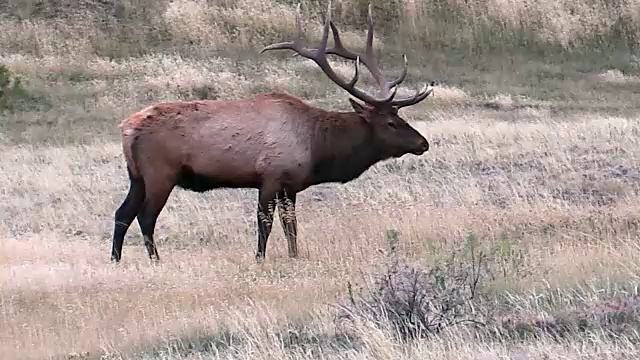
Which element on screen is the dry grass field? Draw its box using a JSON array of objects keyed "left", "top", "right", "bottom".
[{"left": 1, "top": 0, "right": 640, "bottom": 359}]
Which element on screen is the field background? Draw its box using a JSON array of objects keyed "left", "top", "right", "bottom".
[{"left": 1, "top": 0, "right": 640, "bottom": 359}]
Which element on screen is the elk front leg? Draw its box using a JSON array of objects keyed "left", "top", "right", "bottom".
[
  {"left": 256, "top": 186, "right": 277, "bottom": 261},
  {"left": 277, "top": 190, "right": 298, "bottom": 258},
  {"left": 136, "top": 178, "right": 174, "bottom": 262}
]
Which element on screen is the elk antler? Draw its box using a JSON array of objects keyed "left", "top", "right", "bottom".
[{"left": 260, "top": 1, "right": 433, "bottom": 108}]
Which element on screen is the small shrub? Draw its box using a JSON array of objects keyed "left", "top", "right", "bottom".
[
  {"left": 336, "top": 230, "right": 488, "bottom": 341},
  {"left": 191, "top": 85, "right": 220, "bottom": 100},
  {"left": 176, "top": 84, "right": 220, "bottom": 101},
  {"left": 0, "top": 64, "right": 28, "bottom": 112}
]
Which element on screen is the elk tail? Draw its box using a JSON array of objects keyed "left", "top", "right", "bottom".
[{"left": 121, "top": 129, "right": 142, "bottom": 180}]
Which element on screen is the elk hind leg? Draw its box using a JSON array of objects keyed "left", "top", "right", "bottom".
[
  {"left": 111, "top": 169, "right": 145, "bottom": 262},
  {"left": 277, "top": 190, "right": 298, "bottom": 258},
  {"left": 256, "top": 185, "right": 278, "bottom": 261},
  {"left": 136, "top": 178, "right": 175, "bottom": 262}
]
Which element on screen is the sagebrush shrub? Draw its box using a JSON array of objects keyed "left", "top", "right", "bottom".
[
  {"left": 336, "top": 230, "right": 488, "bottom": 340},
  {"left": 0, "top": 64, "right": 27, "bottom": 112}
]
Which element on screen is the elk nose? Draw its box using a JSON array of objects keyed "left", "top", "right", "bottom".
[
  {"left": 417, "top": 139, "right": 429, "bottom": 154},
  {"left": 412, "top": 139, "right": 429, "bottom": 155},
  {"left": 422, "top": 139, "right": 430, "bottom": 152}
]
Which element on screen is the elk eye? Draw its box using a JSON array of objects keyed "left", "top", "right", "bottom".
[{"left": 387, "top": 121, "right": 397, "bottom": 129}]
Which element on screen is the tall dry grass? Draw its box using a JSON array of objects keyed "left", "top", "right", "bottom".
[
  {"left": 0, "top": 0, "right": 639, "bottom": 59},
  {"left": 398, "top": 0, "right": 640, "bottom": 50},
  {"left": 3, "top": 113, "right": 640, "bottom": 359}
]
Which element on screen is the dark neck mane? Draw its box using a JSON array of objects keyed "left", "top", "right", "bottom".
[{"left": 310, "top": 111, "right": 386, "bottom": 185}]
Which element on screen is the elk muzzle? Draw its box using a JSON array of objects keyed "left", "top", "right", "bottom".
[{"left": 411, "top": 138, "right": 429, "bottom": 155}]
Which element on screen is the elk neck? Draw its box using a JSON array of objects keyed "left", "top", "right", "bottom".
[{"left": 309, "top": 110, "right": 386, "bottom": 185}]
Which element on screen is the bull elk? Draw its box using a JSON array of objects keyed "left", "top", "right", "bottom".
[{"left": 110, "top": 1, "right": 433, "bottom": 263}]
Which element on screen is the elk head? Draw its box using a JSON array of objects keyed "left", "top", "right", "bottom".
[{"left": 260, "top": 0, "right": 433, "bottom": 158}]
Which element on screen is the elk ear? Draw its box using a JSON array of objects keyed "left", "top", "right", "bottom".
[{"left": 348, "top": 98, "right": 371, "bottom": 119}]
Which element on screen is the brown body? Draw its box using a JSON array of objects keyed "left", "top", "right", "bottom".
[
  {"left": 122, "top": 93, "right": 397, "bottom": 192},
  {"left": 111, "top": 1, "right": 434, "bottom": 262}
]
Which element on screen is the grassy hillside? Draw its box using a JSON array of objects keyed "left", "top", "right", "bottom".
[
  {"left": 1, "top": 1, "right": 640, "bottom": 359},
  {"left": 2, "top": 0, "right": 639, "bottom": 54}
]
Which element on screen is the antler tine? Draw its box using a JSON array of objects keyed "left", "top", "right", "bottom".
[
  {"left": 260, "top": 1, "right": 398, "bottom": 105},
  {"left": 312, "top": 0, "right": 396, "bottom": 104},
  {"left": 364, "top": 4, "right": 409, "bottom": 93},
  {"left": 389, "top": 54, "right": 408, "bottom": 88},
  {"left": 326, "top": 4, "right": 406, "bottom": 96},
  {"left": 260, "top": 3, "right": 313, "bottom": 57},
  {"left": 318, "top": 0, "right": 332, "bottom": 54},
  {"left": 326, "top": 22, "right": 356, "bottom": 59},
  {"left": 348, "top": 56, "right": 361, "bottom": 87},
  {"left": 299, "top": 4, "right": 390, "bottom": 93},
  {"left": 391, "top": 81, "right": 435, "bottom": 108},
  {"left": 363, "top": 3, "right": 384, "bottom": 87}
]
